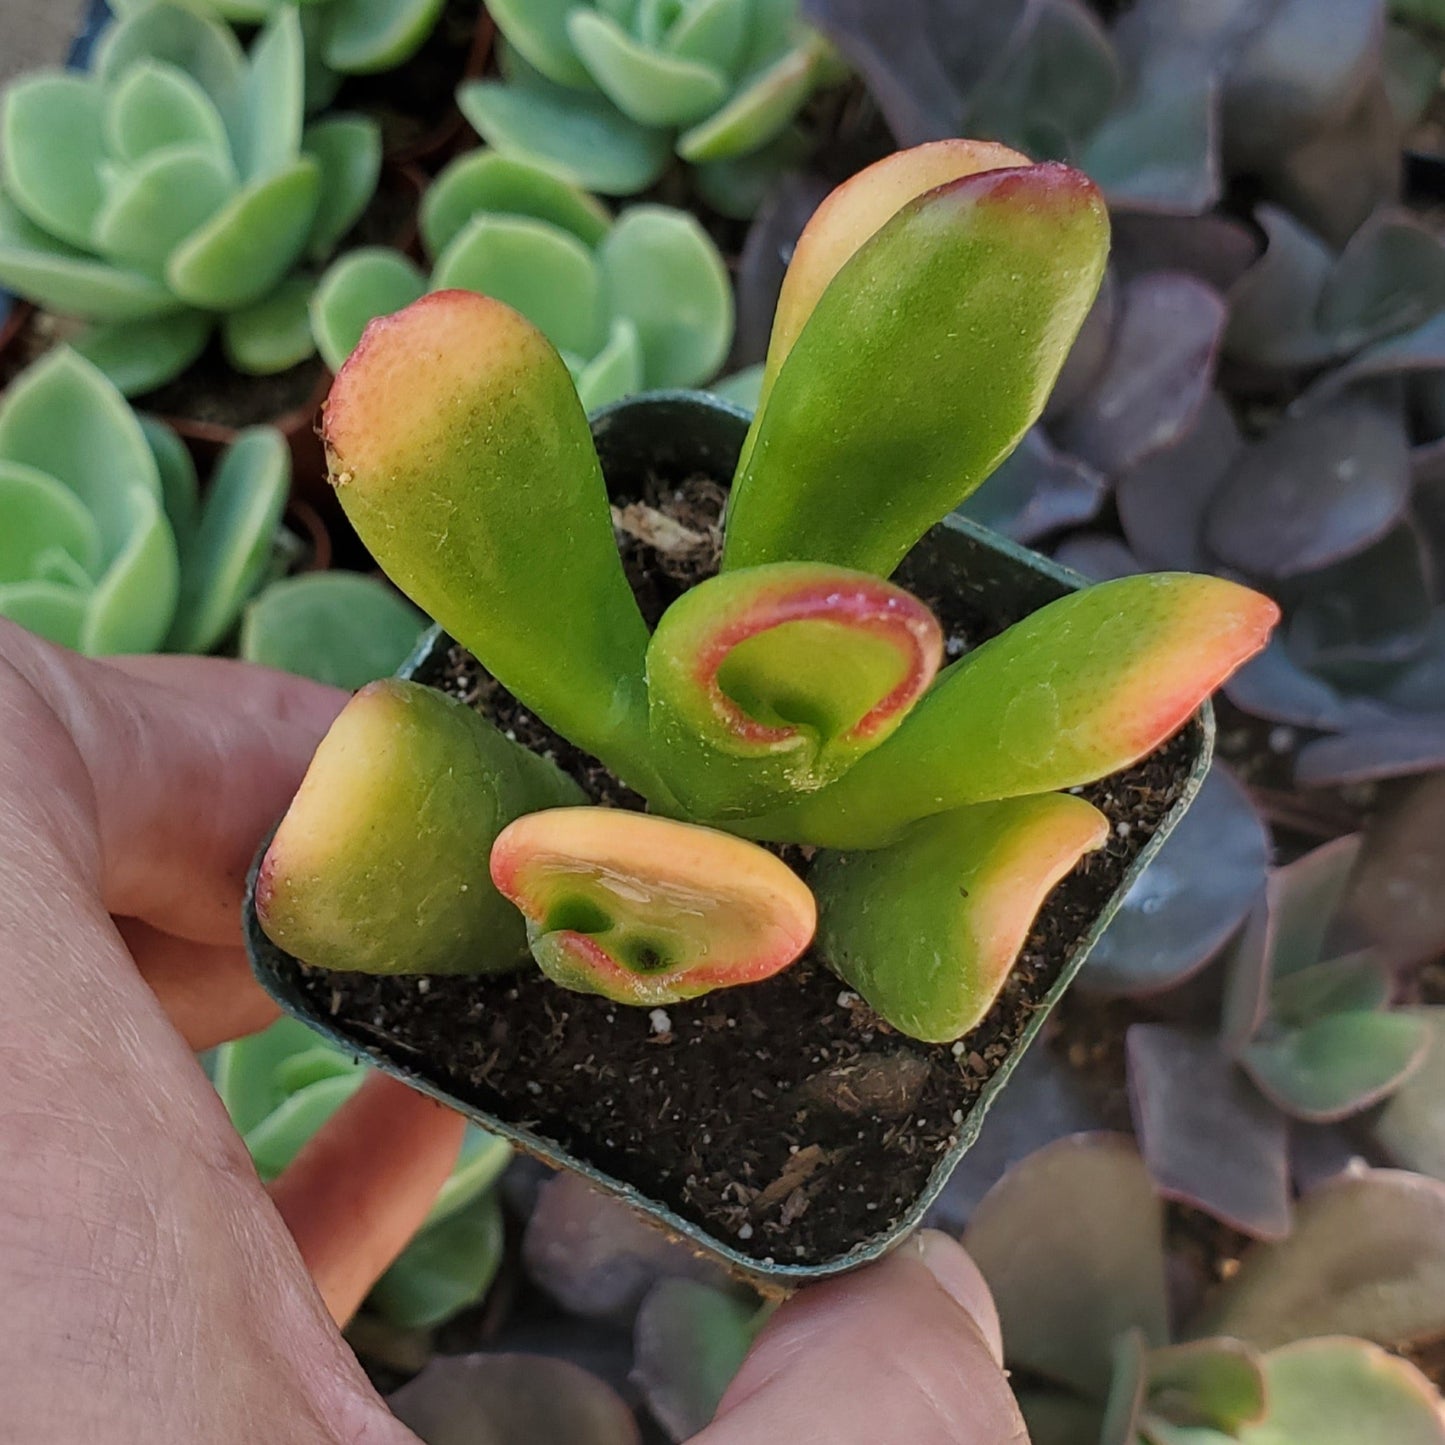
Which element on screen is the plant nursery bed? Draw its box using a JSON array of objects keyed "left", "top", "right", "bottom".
[{"left": 256, "top": 459, "right": 1199, "bottom": 1270}]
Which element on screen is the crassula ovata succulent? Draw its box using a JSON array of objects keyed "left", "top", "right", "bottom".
[
  {"left": 257, "top": 139, "right": 1277, "bottom": 1042},
  {"left": 0, "top": 2, "right": 380, "bottom": 393},
  {"left": 311, "top": 150, "right": 733, "bottom": 407},
  {"left": 458, "top": 0, "right": 845, "bottom": 217}
]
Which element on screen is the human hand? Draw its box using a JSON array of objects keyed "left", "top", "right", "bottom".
[{"left": 0, "top": 622, "right": 1026, "bottom": 1444}]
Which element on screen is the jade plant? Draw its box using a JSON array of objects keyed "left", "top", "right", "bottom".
[
  {"left": 457, "top": 0, "right": 845, "bottom": 217},
  {"left": 256, "top": 141, "right": 1278, "bottom": 1042},
  {"left": 0, "top": 346, "right": 289, "bottom": 655},
  {"left": 215, "top": 1018, "right": 510, "bottom": 1329},
  {"left": 0, "top": 2, "right": 380, "bottom": 394},
  {"left": 311, "top": 150, "right": 733, "bottom": 407},
  {"left": 963, "top": 1133, "right": 1445, "bottom": 1445}
]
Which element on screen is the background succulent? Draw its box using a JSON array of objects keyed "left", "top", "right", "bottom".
[
  {"left": 457, "top": 0, "right": 846, "bottom": 217},
  {"left": 311, "top": 149, "right": 734, "bottom": 408},
  {"left": 0, "top": 2, "right": 380, "bottom": 394}
]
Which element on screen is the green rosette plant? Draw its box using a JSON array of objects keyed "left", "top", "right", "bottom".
[
  {"left": 311, "top": 150, "right": 733, "bottom": 407},
  {"left": 215, "top": 1018, "right": 511, "bottom": 1330},
  {"left": 0, "top": 2, "right": 381, "bottom": 395},
  {"left": 457, "top": 0, "right": 845, "bottom": 217},
  {"left": 0, "top": 346, "right": 289, "bottom": 656},
  {"left": 256, "top": 140, "right": 1278, "bottom": 1043}
]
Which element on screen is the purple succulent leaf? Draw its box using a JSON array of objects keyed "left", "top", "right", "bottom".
[
  {"left": 1204, "top": 392, "right": 1412, "bottom": 581},
  {"left": 1100, "top": 1329, "right": 1150, "bottom": 1445},
  {"left": 1127, "top": 1024, "right": 1292, "bottom": 1241},
  {"left": 1224, "top": 205, "right": 1339, "bottom": 371},
  {"left": 388, "top": 1355, "right": 642, "bottom": 1445},
  {"left": 1112, "top": 212, "right": 1260, "bottom": 292},
  {"left": 1346, "top": 773, "right": 1445, "bottom": 964},
  {"left": 1370, "top": 1007, "right": 1445, "bottom": 1182},
  {"left": 1316, "top": 207, "right": 1445, "bottom": 354},
  {"left": 1053, "top": 273, "right": 1225, "bottom": 477},
  {"left": 1269, "top": 949, "right": 1391, "bottom": 1027},
  {"left": 1293, "top": 309, "right": 1445, "bottom": 412},
  {"left": 1262, "top": 835, "right": 1363, "bottom": 982},
  {"left": 1081, "top": 764, "right": 1269, "bottom": 998},
  {"left": 1145, "top": 1338, "right": 1269, "bottom": 1434},
  {"left": 1187, "top": 1167, "right": 1445, "bottom": 1348},
  {"left": 1295, "top": 718, "right": 1445, "bottom": 786},
  {"left": 1368, "top": 608, "right": 1445, "bottom": 714},
  {"left": 523, "top": 1174, "right": 731, "bottom": 1322},
  {"left": 964, "top": 1133, "right": 1170, "bottom": 1397},
  {"left": 1045, "top": 270, "right": 1118, "bottom": 422},
  {"left": 631, "top": 1280, "right": 759, "bottom": 1442},
  {"left": 1115, "top": 391, "right": 1241, "bottom": 572},
  {"left": 1222, "top": 634, "right": 1392, "bottom": 730},
  {"left": 923, "top": 1043, "right": 1104, "bottom": 1231},
  {"left": 1052, "top": 532, "right": 1145, "bottom": 581},
  {"left": 1221, "top": 891, "right": 1274, "bottom": 1051},
  {"left": 956, "top": 427, "right": 1106, "bottom": 543},
  {"left": 1241, "top": 1009, "right": 1430, "bottom": 1123},
  {"left": 1289, "top": 1118, "right": 1372, "bottom": 1195},
  {"left": 1017, "top": 1391, "right": 1106, "bottom": 1445}
]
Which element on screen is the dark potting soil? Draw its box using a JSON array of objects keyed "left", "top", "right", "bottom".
[
  {"left": 276, "top": 476, "right": 1197, "bottom": 1265},
  {"left": 137, "top": 346, "right": 325, "bottom": 431}
]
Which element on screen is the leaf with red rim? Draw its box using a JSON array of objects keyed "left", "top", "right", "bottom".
[
  {"left": 646, "top": 561, "right": 943, "bottom": 818},
  {"left": 812, "top": 793, "right": 1108, "bottom": 1042},
  {"left": 490, "top": 808, "right": 817, "bottom": 1006}
]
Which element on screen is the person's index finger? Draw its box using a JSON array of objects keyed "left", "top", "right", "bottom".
[{"left": 3, "top": 624, "right": 345, "bottom": 946}]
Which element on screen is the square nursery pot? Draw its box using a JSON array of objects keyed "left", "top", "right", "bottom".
[{"left": 244, "top": 390, "right": 1214, "bottom": 1290}]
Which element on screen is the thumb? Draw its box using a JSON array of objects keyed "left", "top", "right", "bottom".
[{"left": 693, "top": 1231, "right": 1027, "bottom": 1445}]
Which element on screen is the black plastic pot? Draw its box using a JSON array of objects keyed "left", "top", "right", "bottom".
[{"left": 244, "top": 390, "right": 1213, "bottom": 1289}]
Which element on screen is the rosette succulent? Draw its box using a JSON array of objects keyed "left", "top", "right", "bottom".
[
  {"left": 0, "top": 347, "right": 288, "bottom": 656},
  {"left": 0, "top": 3, "right": 380, "bottom": 394},
  {"left": 458, "top": 0, "right": 845, "bottom": 217},
  {"left": 256, "top": 141, "right": 1276, "bottom": 1041},
  {"left": 311, "top": 150, "right": 733, "bottom": 407}
]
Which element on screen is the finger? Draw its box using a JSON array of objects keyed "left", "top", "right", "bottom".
[
  {"left": 268, "top": 1074, "right": 466, "bottom": 1326},
  {"left": 114, "top": 917, "right": 279, "bottom": 1051},
  {"left": 695, "top": 1232, "right": 1027, "bottom": 1445},
  {"left": 1, "top": 623, "right": 345, "bottom": 946}
]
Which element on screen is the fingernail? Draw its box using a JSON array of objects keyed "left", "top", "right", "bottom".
[{"left": 914, "top": 1229, "right": 1006, "bottom": 1365}]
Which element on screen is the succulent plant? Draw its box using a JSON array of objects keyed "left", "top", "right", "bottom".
[
  {"left": 256, "top": 141, "right": 1276, "bottom": 1039},
  {"left": 215, "top": 1017, "right": 510, "bottom": 1329},
  {"left": 311, "top": 150, "right": 733, "bottom": 408},
  {"left": 1124, "top": 836, "right": 1434, "bottom": 1239},
  {"left": 962, "top": 1133, "right": 1445, "bottom": 1445},
  {"left": 457, "top": 0, "right": 846, "bottom": 218},
  {"left": 0, "top": 3, "right": 381, "bottom": 394},
  {"left": 0, "top": 346, "right": 289, "bottom": 655}
]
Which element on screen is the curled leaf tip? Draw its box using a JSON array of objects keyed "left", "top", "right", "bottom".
[{"left": 490, "top": 807, "right": 817, "bottom": 1006}]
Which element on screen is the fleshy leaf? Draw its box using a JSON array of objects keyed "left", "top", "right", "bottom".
[
  {"left": 722, "top": 158, "right": 1108, "bottom": 575},
  {"left": 2, "top": 73, "right": 107, "bottom": 249},
  {"left": 956, "top": 426, "right": 1106, "bottom": 545},
  {"left": 646, "top": 562, "right": 943, "bottom": 818},
  {"left": 485, "top": 0, "right": 593, "bottom": 88},
  {"left": 965, "top": 1134, "right": 1170, "bottom": 1397},
  {"left": 1100, "top": 1330, "right": 1148, "bottom": 1445},
  {"left": 1371, "top": 1007, "right": 1445, "bottom": 1182},
  {"left": 321, "top": 0, "right": 448, "bottom": 74},
  {"left": 368, "top": 1195, "right": 504, "bottom": 1331},
  {"left": 322, "top": 291, "right": 656, "bottom": 790},
  {"left": 743, "top": 574, "right": 1277, "bottom": 849},
  {"left": 1146, "top": 1339, "right": 1267, "bottom": 1434},
  {"left": 812, "top": 794, "right": 1107, "bottom": 1043},
  {"left": 309, "top": 246, "right": 427, "bottom": 372},
  {"left": 236, "top": 7, "right": 304, "bottom": 182},
  {"left": 0, "top": 460, "right": 103, "bottom": 580},
  {"left": 221, "top": 273, "right": 317, "bottom": 375},
  {"left": 257, "top": 679, "right": 584, "bottom": 975},
  {"left": 490, "top": 808, "right": 817, "bottom": 1006},
  {"left": 302, "top": 114, "right": 382, "bottom": 262},
  {"left": 568, "top": 10, "right": 729, "bottom": 127},
  {"left": 73, "top": 310, "right": 213, "bottom": 396},
  {"left": 103, "top": 58, "right": 230, "bottom": 167}
]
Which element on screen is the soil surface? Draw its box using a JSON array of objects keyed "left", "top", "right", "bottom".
[{"left": 269, "top": 474, "right": 1197, "bottom": 1266}]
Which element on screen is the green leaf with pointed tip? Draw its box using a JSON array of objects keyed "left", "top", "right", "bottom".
[
  {"left": 256, "top": 678, "right": 584, "bottom": 974},
  {"left": 0, "top": 196, "right": 181, "bottom": 321},
  {"left": 236, "top": 8, "right": 304, "bottom": 181},
  {"left": 599, "top": 205, "right": 732, "bottom": 388},
  {"left": 428, "top": 1127, "right": 511, "bottom": 1226},
  {"left": 222, "top": 274, "right": 317, "bottom": 374},
  {"left": 486, "top": 0, "right": 592, "bottom": 87},
  {"left": 302, "top": 114, "right": 381, "bottom": 262},
  {"left": 215, "top": 1015, "right": 330, "bottom": 1133},
  {"left": 743, "top": 574, "right": 1277, "bottom": 849},
  {"left": 1, "top": 73, "right": 106, "bottom": 249},
  {"left": 167, "top": 427, "right": 288, "bottom": 653},
  {"left": 1147, "top": 1340, "right": 1267, "bottom": 1433},
  {"left": 369, "top": 1194, "right": 505, "bottom": 1330},
  {"left": 76, "top": 311, "right": 213, "bottom": 396},
  {"left": 167, "top": 158, "right": 320, "bottom": 309},
  {"left": 575, "top": 315, "right": 644, "bottom": 408},
  {"left": 0, "top": 460, "right": 102, "bottom": 581},
  {"left": 240, "top": 572, "right": 425, "bottom": 689},
  {"left": 666, "top": 0, "right": 751, "bottom": 73},
  {"left": 310, "top": 247, "right": 426, "bottom": 372},
  {"left": 1269, "top": 949, "right": 1390, "bottom": 1028},
  {"left": 140, "top": 415, "right": 200, "bottom": 550},
  {"left": 80, "top": 484, "right": 179, "bottom": 654},
  {"left": 814, "top": 794, "right": 1108, "bottom": 1042},
  {"left": 720, "top": 164, "right": 1109, "bottom": 575},
  {"left": 321, "top": 0, "right": 447, "bottom": 73},
  {"left": 323, "top": 292, "right": 657, "bottom": 786},
  {"left": 421, "top": 150, "right": 612, "bottom": 259},
  {"left": 1101, "top": 1330, "right": 1149, "bottom": 1445},
  {"left": 92, "top": 144, "right": 237, "bottom": 276},
  {"left": 431, "top": 213, "right": 605, "bottom": 358},
  {"left": 647, "top": 562, "right": 943, "bottom": 818},
  {"left": 274, "top": 1046, "right": 360, "bottom": 1095},
  {"left": 0, "top": 580, "right": 88, "bottom": 650},
  {"left": 1241, "top": 1010, "right": 1430, "bottom": 1123},
  {"left": 677, "top": 40, "right": 822, "bottom": 162},
  {"left": 568, "top": 10, "right": 729, "bottom": 127},
  {"left": 103, "top": 59, "right": 231, "bottom": 167},
  {"left": 1372, "top": 1007, "right": 1445, "bottom": 1181},
  {"left": 457, "top": 77, "right": 673, "bottom": 196},
  {"left": 693, "top": 128, "right": 807, "bottom": 219},
  {"left": 1265, "top": 835, "right": 1362, "bottom": 981},
  {"left": 244, "top": 1071, "right": 366, "bottom": 1178},
  {"left": 1238, "top": 1340, "right": 1445, "bottom": 1445}
]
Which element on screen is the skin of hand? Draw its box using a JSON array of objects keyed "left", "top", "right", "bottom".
[{"left": 0, "top": 620, "right": 1027, "bottom": 1445}]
